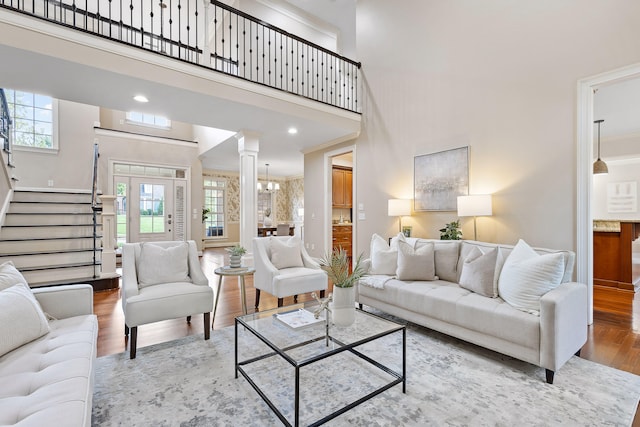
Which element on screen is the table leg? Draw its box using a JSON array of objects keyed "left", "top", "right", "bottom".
[
  {"left": 240, "top": 276, "right": 248, "bottom": 315},
  {"left": 212, "top": 275, "right": 223, "bottom": 329}
]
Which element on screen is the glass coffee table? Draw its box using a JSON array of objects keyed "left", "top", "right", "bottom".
[{"left": 235, "top": 303, "right": 406, "bottom": 426}]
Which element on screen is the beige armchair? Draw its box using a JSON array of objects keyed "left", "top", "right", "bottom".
[
  {"left": 252, "top": 236, "right": 327, "bottom": 308},
  {"left": 121, "top": 240, "right": 213, "bottom": 358}
]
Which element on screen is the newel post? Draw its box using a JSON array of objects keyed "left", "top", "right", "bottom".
[{"left": 99, "top": 195, "right": 118, "bottom": 278}]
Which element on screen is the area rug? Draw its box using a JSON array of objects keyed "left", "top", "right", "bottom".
[{"left": 92, "top": 319, "right": 640, "bottom": 426}]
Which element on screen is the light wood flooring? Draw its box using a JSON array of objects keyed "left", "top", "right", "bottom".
[{"left": 94, "top": 248, "right": 640, "bottom": 423}]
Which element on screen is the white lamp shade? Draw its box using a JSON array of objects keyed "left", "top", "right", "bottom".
[
  {"left": 388, "top": 199, "right": 412, "bottom": 217},
  {"left": 457, "top": 195, "right": 492, "bottom": 217},
  {"left": 298, "top": 208, "right": 304, "bottom": 217},
  {"left": 257, "top": 182, "right": 263, "bottom": 191}
]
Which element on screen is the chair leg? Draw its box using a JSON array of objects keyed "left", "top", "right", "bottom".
[
  {"left": 130, "top": 326, "right": 138, "bottom": 359},
  {"left": 255, "top": 289, "right": 261, "bottom": 309},
  {"left": 124, "top": 324, "right": 129, "bottom": 336},
  {"left": 545, "top": 369, "right": 554, "bottom": 384},
  {"left": 186, "top": 315, "right": 192, "bottom": 323},
  {"left": 320, "top": 290, "right": 325, "bottom": 298},
  {"left": 204, "top": 313, "right": 211, "bottom": 340},
  {"left": 294, "top": 294, "right": 298, "bottom": 303},
  {"left": 277, "top": 298, "right": 284, "bottom": 307}
]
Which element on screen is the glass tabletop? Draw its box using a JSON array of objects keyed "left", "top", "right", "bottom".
[{"left": 236, "top": 302, "right": 404, "bottom": 364}]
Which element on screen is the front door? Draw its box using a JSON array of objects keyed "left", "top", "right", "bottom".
[{"left": 130, "top": 177, "right": 175, "bottom": 243}]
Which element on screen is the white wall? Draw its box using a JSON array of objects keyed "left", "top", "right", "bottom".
[{"left": 302, "top": 0, "right": 640, "bottom": 260}]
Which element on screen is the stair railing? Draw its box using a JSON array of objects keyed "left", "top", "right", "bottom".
[
  {"left": 0, "top": 88, "right": 12, "bottom": 167},
  {"left": 91, "top": 142, "right": 101, "bottom": 278}
]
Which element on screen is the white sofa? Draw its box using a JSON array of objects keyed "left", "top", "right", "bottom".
[
  {"left": 0, "top": 284, "right": 98, "bottom": 426},
  {"left": 356, "top": 236, "right": 588, "bottom": 384}
]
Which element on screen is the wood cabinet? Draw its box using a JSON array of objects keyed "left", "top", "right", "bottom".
[
  {"left": 332, "top": 167, "right": 352, "bottom": 208},
  {"left": 332, "top": 225, "right": 352, "bottom": 258},
  {"left": 593, "top": 221, "right": 640, "bottom": 291}
]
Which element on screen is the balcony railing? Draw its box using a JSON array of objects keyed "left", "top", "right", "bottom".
[{"left": 0, "top": 0, "right": 361, "bottom": 113}]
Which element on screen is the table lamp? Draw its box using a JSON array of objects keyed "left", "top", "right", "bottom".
[
  {"left": 457, "top": 195, "right": 492, "bottom": 241},
  {"left": 388, "top": 199, "right": 412, "bottom": 233}
]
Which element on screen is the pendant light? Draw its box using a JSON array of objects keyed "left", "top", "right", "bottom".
[{"left": 593, "top": 119, "right": 608, "bottom": 175}]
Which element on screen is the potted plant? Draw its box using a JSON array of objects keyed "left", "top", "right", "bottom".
[
  {"left": 202, "top": 208, "right": 211, "bottom": 223},
  {"left": 225, "top": 244, "right": 247, "bottom": 268},
  {"left": 263, "top": 208, "right": 272, "bottom": 226},
  {"left": 319, "top": 247, "right": 366, "bottom": 326},
  {"left": 440, "top": 220, "right": 462, "bottom": 240}
]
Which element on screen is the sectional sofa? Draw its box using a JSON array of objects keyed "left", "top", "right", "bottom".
[
  {"left": 0, "top": 265, "right": 97, "bottom": 427},
  {"left": 356, "top": 234, "right": 588, "bottom": 383}
]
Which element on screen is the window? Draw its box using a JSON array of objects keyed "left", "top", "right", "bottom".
[
  {"left": 257, "top": 192, "right": 273, "bottom": 223},
  {"left": 126, "top": 111, "right": 171, "bottom": 129},
  {"left": 204, "top": 178, "right": 225, "bottom": 237},
  {"left": 5, "top": 89, "right": 56, "bottom": 149}
]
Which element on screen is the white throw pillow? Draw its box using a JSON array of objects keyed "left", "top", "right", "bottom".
[
  {"left": 137, "top": 242, "right": 191, "bottom": 287},
  {"left": 459, "top": 246, "right": 498, "bottom": 297},
  {"left": 369, "top": 234, "right": 397, "bottom": 275},
  {"left": 396, "top": 240, "right": 437, "bottom": 281},
  {"left": 498, "top": 239, "right": 565, "bottom": 314},
  {"left": 0, "top": 283, "right": 50, "bottom": 357},
  {"left": 270, "top": 237, "right": 304, "bottom": 269},
  {"left": 0, "top": 261, "right": 28, "bottom": 291}
]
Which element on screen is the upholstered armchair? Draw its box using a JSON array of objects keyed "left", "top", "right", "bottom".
[
  {"left": 121, "top": 240, "right": 213, "bottom": 359},
  {"left": 252, "top": 236, "right": 328, "bottom": 308}
]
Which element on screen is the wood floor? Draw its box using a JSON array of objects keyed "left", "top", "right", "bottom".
[{"left": 94, "top": 248, "right": 640, "bottom": 423}]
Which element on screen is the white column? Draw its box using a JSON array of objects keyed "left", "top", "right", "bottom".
[
  {"left": 236, "top": 131, "right": 259, "bottom": 265},
  {"left": 98, "top": 195, "right": 119, "bottom": 278}
]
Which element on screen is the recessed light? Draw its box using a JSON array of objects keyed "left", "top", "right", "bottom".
[
  {"left": 288, "top": 127, "right": 298, "bottom": 134},
  {"left": 133, "top": 95, "right": 149, "bottom": 103}
]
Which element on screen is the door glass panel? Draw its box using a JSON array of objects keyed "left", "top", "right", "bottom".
[
  {"left": 116, "top": 181, "right": 127, "bottom": 247},
  {"left": 139, "top": 183, "right": 165, "bottom": 234}
]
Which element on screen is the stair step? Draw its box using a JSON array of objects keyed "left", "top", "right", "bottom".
[
  {"left": 13, "top": 190, "right": 93, "bottom": 204},
  {"left": 2, "top": 251, "right": 101, "bottom": 269},
  {"left": 4, "top": 212, "right": 98, "bottom": 226},
  {"left": 0, "top": 237, "right": 101, "bottom": 253},
  {"left": 0, "top": 225, "right": 97, "bottom": 240},
  {"left": 19, "top": 261, "right": 101, "bottom": 272},
  {"left": 24, "top": 265, "right": 100, "bottom": 286},
  {"left": 8, "top": 202, "right": 94, "bottom": 214}
]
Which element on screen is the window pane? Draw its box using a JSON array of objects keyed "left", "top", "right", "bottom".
[
  {"left": 15, "top": 91, "right": 34, "bottom": 106},
  {"left": 34, "top": 121, "right": 52, "bottom": 134},
  {"left": 15, "top": 132, "right": 34, "bottom": 146},
  {"left": 35, "top": 108, "right": 52, "bottom": 122},
  {"left": 35, "top": 134, "right": 51, "bottom": 148},
  {"left": 7, "top": 90, "right": 53, "bottom": 149},
  {"left": 14, "top": 106, "right": 33, "bottom": 120}
]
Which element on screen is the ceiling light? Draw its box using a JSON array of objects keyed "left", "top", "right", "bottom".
[
  {"left": 593, "top": 119, "right": 608, "bottom": 175},
  {"left": 288, "top": 127, "right": 298, "bottom": 134},
  {"left": 133, "top": 95, "right": 149, "bottom": 103}
]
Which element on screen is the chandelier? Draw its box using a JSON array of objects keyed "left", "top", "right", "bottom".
[{"left": 257, "top": 163, "right": 280, "bottom": 192}]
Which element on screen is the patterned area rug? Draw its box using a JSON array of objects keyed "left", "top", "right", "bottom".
[{"left": 93, "top": 318, "right": 640, "bottom": 426}]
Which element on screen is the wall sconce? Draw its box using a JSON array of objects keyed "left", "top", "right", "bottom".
[
  {"left": 457, "top": 195, "right": 492, "bottom": 241},
  {"left": 388, "top": 199, "right": 412, "bottom": 233},
  {"left": 593, "top": 119, "right": 608, "bottom": 175}
]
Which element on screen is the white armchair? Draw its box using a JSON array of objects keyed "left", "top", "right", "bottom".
[
  {"left": 253, "top": 236, "right": 328, "bottom": 308},
  {"left": 121, "top": 240, "right": 213, "bottom": 359}
]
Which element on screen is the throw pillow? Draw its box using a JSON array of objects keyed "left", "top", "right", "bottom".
[
  {"left": 137, "top": 242, "right": 191, "bottom": 287},
  {"left": 498, "top": 239, "right": 565, "bottom": 314},
  {"left": 433, "top": 241, "right": 460, "bottom": 282},
  {"left": 396, "top": 240, "right": 437, "bottom": 281},
  {"left": 270, "top": 237, "right": 304, "bottom": 269},
  {"left": 0, "top": 261, "right": 28, "bottom": 291},
  {"left": 0, "top": 283, "right": 50, "bottom": 357},
  {"left": 459, "top": 246, "right": 498, "bottom": 297},
  {"left": 369, "top": 233, "right": 398, "bottom": 275}
]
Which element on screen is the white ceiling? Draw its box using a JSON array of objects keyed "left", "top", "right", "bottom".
[{"left": 594, "top": 77, "right": 640, "bottom": 140}]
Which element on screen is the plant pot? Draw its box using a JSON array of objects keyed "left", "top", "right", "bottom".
[
  {"left": 229, "top": 254, "right": 242, "bottom": 268},
  {"left": 330, "top": 286, "right": 356, "bottom": 326},
  {"left": 263, "top": 216, "right": 272, "bottom": 226}
]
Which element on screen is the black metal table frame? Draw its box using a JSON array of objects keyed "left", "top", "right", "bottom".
[{"left": 235, "top": 309, "right": 406, "bottom": 427}]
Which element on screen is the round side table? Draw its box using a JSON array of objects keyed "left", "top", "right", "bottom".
[{"left": 212, "top": 266, "right": 255, "bottom": 328}]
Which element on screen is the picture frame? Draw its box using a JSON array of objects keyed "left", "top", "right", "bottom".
[
  {"left": 402, "top": 226, "right": 412, "bottom": 238},
  {"left": 414, "top": 146, "right": 469, "bottom": 211}
]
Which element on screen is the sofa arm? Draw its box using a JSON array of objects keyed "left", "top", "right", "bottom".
[
  {"left": 32, "top": 284, "right": 94, "bottom": 319},
  {"left": 539, "top": 281, "right": 588, "bottom": 372}
]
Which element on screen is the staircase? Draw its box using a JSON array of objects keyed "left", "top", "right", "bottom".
[{"left": 0, "top": 189, "right": 113, "bottom": 288}]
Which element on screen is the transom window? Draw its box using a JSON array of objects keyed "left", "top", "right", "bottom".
[
  {"left": 5, "top": 89, "right": 56, "bottom": 149},
  {"left": 204, "top": 178, "right": 225, "bottom": 238},
  {"left": 126, "top": 111, "right": 171, "bottom": 129}
]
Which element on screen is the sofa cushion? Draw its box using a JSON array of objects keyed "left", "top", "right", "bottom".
[
  {"left": 459, "top": 246, "right": 498, "bottom": 297},
  {"left": 137, "top": 242, "right": 191, "bottom": 287},
  {"left": 369, "top": 234, "right": 397, "bottom": 275},
  {"left": 498, "top": 239, "right": 565, "bottom": 314},
  {"left": 0, "top": 261, "right": 28, "bottom": 291},
  {"left": 0, "top": 314, "right": 97, "bottom": 427},
  {"left": 396, "top": 240, "right": 437, "bottom": 281},
  {"left": 432, "top": 240, "right": 460, "bottom": 282},
  {"left": 270, "top": 236, "right": 304, "bottom": 269},
  {"left": 0, "top": 283, "right": 50, "bottom": 357}
]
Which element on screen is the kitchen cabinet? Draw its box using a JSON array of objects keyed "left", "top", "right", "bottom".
[
  {"left": 332, "top": 225, "right": 352, "bottom": 258},
  {"left": 332, "top": 167, "right": 352, "bottom": 208}
]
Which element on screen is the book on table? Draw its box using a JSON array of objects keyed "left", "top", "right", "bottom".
[{"left": 274, "top": 308, "right": 325, "bottom": 329}]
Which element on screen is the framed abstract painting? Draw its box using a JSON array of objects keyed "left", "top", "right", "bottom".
[{"left": 414, "top": 146, "right": 469, "bottom": 211}]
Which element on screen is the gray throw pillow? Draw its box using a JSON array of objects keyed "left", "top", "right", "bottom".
[{"left": 459, "top": 246, "right": 498, "bottom": 297}]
